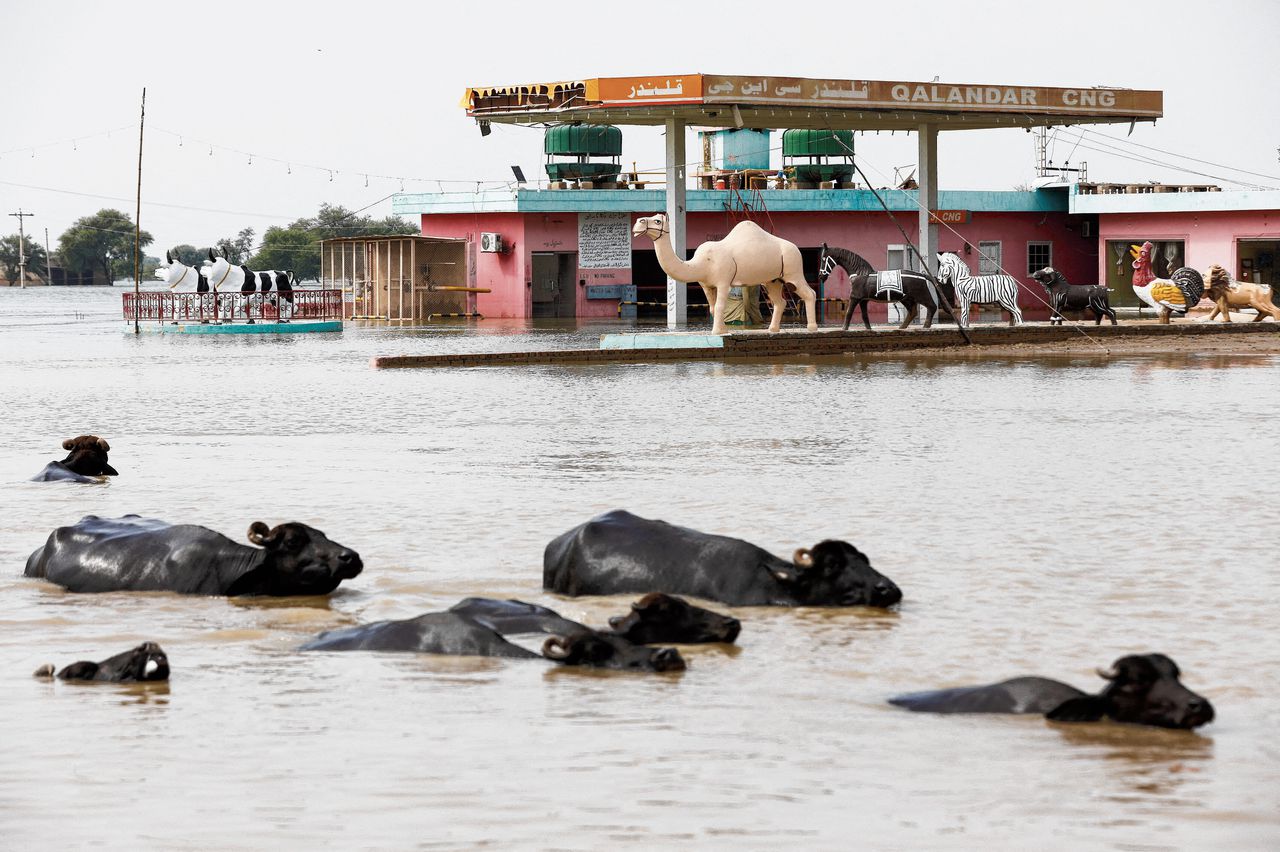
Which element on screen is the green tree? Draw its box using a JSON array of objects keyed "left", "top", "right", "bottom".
[
  {"left": 249, "top": 204, "right": 415, "bottom": 280},
  {"left": 215, "top": 227, "right": 256, "bottom": 264},
  {"left": 0, "top": 233, "right": 49, "bottom": 284},
  {"left": 170, "top": 244, "right": 204, "bottom": 265},
  {"left": 57, "top": 209, "right": 154, "bottom": 283}
]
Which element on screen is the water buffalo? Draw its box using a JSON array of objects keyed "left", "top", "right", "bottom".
[
  {"left": 31, "top": 435, "right": 118, "bottom": 482},
  {"left": 24, "top": 514, "right": 362, "bottom": 596},
  {"left": 450, "top": 594, "right": 740, "bottom": 645},
  {"left": 888, "top": 653, "right": 1214, "bottom": 730},
  {"left": 33, "top": 642, "right": 170, "bottom": 683},
  {"left": 303, "top": 599, "right": 686, "bottom": 672},
  {"left": 606, "top": 593, "right": 741, "bottom": 644},
  {"left": 543, "top": 510, "right": 902, "bottom": 608}
]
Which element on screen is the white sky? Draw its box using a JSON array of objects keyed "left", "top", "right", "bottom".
[{"left": 2, "top": 0, "right": 1277, "bottom": 257}]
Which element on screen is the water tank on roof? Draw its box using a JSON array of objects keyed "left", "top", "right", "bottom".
[
  {"left": 703, "top": 129, "right": 772, "bottom": 171},
  {"left": 782, "top": 129, "right": 855, "bottom": 186},
  {"left": 544, "top": 124, "right": 623, "bottom": 184}
]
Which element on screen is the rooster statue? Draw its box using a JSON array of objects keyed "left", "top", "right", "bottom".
[{"left": 1130, "top": 241, "right": 1204, "bottom": 323}]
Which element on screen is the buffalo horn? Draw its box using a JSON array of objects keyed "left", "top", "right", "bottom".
[
  {"left": 96, "top": 437, "right": 110, "bottom": 452},
  {"left": 1096, "top": 667, "right": 1118, "bottom": 680},
  {"left": 793, "top": 548, "right": 814, "bottom": 568},
  {"left": 61, "top": 438, "right": 75, "bottom": 450},
  {"left": 247, "top": 521, "right": 272, "bottom": 546},
  {"left": 542, "top": 636, "right": 571, "bottom": 660}
]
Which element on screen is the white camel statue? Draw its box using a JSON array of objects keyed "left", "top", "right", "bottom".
[{"left": 632, "top": 213, "right": 818, "bottom": 335}]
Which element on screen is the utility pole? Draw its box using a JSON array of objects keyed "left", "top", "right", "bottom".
[
  {"left": 44, "top": 228, "right": 53, "bottom": 284},
  {"left": 8, "top": 208, "right": 34, "bottom": 289},
  {"left": 134, "top": 87, "right": 146, "bottom": 334}
]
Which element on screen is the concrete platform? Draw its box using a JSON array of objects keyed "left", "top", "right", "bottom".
[
  {"left": 372, "top": 321, "right": 1280, "bottom": 369},
  {"left": 600, "top": 332, "right": 724, "bottom": 350},
  {"left": 134, "top": 321, "right": 343, "bottom": 335}
]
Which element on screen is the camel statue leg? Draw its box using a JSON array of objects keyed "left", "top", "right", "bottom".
[
  {"left": 698, "top": 282, "right": 715, "bottom": 319},
  {"left": 763, "top": 281, "right": 786, "bottom": 333},
  {"left": 710, "top": 281, "right": 731, "bottom": 335},
  {"left": 788, "top": 277, "right": 819, "bottom": 331}
]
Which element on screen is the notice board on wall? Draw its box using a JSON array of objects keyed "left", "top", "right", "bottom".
[{"left": 577, "top": 213, "right": 632, "bottom": 269}]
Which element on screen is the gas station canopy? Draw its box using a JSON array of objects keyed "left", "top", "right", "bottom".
[{"left": 464, "top": 73, "right": 1162, "bottom": 131}]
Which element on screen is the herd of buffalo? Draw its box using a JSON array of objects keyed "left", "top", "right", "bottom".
[{"left": 24, "top": 436, "right": 1215, "bottom": 731}]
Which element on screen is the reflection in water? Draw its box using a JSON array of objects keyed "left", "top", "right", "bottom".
[{"left": 1, "top": 288, "right": 1277, "bottom": 849}]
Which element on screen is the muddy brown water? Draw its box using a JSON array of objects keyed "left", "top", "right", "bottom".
[{"left": 2, "top": 287, "right": 1277, "bottom": 849}]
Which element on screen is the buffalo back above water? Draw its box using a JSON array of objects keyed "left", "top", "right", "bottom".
[
  {"left": 889, "top": 654, "right": 1214, "bottom": 730},
  {"left": 24, "top": 514, "right": 362, "bottom": 596},
  {"left": 543, "top": 510, "right": 901, "bottom": 607}
]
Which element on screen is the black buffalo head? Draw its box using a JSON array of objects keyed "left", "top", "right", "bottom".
[
  {"left": 37, "top": 641, "right": 170, "bottom": 682},
  {"left": 60, "top": 435, "right": 117, "bottom": 477},
  {"left": 542, "top": 631, "right": 686, "bottom": 672},
  {"left": 774, "top": 540, "right": 902, "bottom": 607},
  {"left": 607, "top": 593, "right": 741, "bottom": 644},
  {"left": 1046, "top": 654, "right": 1214, "bottom": 730},
  {"left": 245, "top": 522, "right": 363, "bottom": 594}
]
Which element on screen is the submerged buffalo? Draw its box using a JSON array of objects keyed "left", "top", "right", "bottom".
[
  {"left": 543, "top": 510, "right": 902, "bottom": 607},
  {"left": 451, "top": 594, "right": 740, "bottom": 645},
  {"left": 33, "top": 642, "right": 170, "bottom": 683},
  {"left": 303, "top": 598, "right": 686, "bottom": 672},
  {"left": 888, "top": 654, "right": 1214, "bottom": 730},
  {"left": 32, "top": 435, "right": 118, "bottom": 483},
  {"left": 25, "top": 515, "right": 362, "bottom": 596},
  {"left": 606, "top": 593, "right": 741, "bottom": 644}
]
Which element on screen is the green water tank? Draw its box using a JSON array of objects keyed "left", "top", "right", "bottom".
[
  {"left": 544, "top": 124, "right": 623, "bottom": 157},
  {"left": 782, "top": 129, "right": 854, "bottom": 158},
  {"left": 544, "top": 124, "right": 623, "bottom": 184}
]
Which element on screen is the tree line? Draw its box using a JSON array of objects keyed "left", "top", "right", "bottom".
[{"left": 1, "top": 203, "right": 416, "bottom": 285}]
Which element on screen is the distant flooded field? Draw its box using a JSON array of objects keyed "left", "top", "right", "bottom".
[{"left": 1, "top": 286, "right": 1277, "bottom": 849}]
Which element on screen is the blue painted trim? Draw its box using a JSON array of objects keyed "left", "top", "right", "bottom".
[
  {"left": 133, "top": 321, "right": 343, "bottom": 335},
  {"left": 394, "top": 187, "right": 1068, "bottom": 216}
]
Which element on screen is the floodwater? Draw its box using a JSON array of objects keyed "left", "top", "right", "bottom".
[{"left": 1, "top": 286, "right": 1277, "bottom": 850}]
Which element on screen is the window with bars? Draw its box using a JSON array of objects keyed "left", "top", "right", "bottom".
[{"left": 1027, "top": 242, "right": 1052, "bottom": 275}]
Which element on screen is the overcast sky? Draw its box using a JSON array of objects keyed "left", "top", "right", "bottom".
[{"left": 2, "top": 0, "right": 1277, "bottom": 258}]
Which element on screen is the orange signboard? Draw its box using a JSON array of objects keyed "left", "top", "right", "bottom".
[
  {"left": 929, "top": 210, "right": 970, "bottom": 225},
  {"left": 593, "top": 74, "right": 704, "bottom": 106},
  {"left": 700, "top": 75, "right": 1161, "bottom": 117}
]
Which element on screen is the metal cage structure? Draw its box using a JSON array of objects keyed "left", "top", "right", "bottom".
[{"left": 319, "top": 235, "right": 471, "bottom": 321}]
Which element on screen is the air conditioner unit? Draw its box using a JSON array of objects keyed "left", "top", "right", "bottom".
[{"left": 480, "top": 232, "right": 503, "bottom": 253}]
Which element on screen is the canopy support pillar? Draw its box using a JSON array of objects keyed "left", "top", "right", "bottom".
[
  {"left": 917, "top": 123, "right": 939, "bottom": 277},
  {"left": 665, "top": 117, "right": 687, "bottom": 328}
]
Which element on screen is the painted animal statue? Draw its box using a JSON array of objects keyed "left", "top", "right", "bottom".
[
  {"left": 1029, "top": 267, "right": 1117, "bottom": 325},
  {"left": 818, "top": 244, "right": 947, "bottom": 331},
  {"left": 157, "top": 250, "right": 211, "bottom": 292},
  {"left": 935, "top": 252, "right": 1024, "bottom": 327},
  {"left": 1129, "top": 241, "right": 1204, "bottom": 323},
  {"left": 1202, "top": 264, "right": 1280, "bottom": 322},
  {"left": 632, "top": 214, "right": 818, "bottom": 335},
  {"left": 204, "top": 249, "right": 296, "bottom": 300},
  {"left": 204, "top": 249, "right": 297, "bottom": 320}
]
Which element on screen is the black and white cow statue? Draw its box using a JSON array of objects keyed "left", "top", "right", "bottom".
[{"left": 204, "top": 249, "right": 297, "bottom": 321}]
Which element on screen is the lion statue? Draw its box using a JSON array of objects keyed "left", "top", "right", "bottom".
[{"left": 1204, "top": 264, "right": 1280, "bottom": 322}]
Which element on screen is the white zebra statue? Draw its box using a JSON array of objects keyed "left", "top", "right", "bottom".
[{"left": 936, "top": 252, "right": 1024, "bottom": 327}]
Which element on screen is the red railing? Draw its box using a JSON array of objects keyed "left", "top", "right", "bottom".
[{"left": 123, "top": 290, "right": 344, "bottom": 324}]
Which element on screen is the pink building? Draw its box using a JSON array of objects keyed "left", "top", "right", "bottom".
[{"left": 396, "top": 187, "right": 1099, "bottom": 324}]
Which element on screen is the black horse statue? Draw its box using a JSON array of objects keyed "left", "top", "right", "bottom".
[
  {"left": 818, "top": 244, "right": 948, "bottom": 331},
  {"left": 1030, "top": 267, "right": 1118, "bottom": 326}
]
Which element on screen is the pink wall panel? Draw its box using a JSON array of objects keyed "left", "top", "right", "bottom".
[{"left": 1097, "top": 210, "right": 1280, "bottom": 284}]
